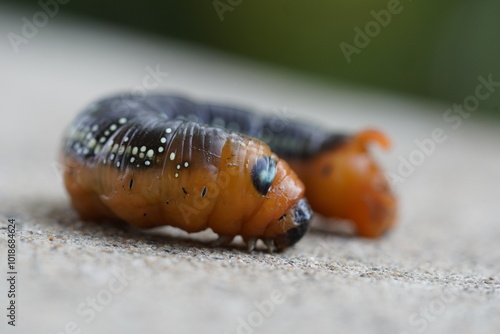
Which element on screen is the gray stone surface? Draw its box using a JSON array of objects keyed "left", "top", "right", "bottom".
[{"left": 1, "top": 6, "right": 499, "bottom": 334}]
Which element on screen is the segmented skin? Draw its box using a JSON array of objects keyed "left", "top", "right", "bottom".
[{"left": 61, "top": 95, "right": 313, "bottom": 251}]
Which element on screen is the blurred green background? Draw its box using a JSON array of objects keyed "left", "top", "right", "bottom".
[{"left": 6, "top": 0, "right": 500, "bottom": 115}]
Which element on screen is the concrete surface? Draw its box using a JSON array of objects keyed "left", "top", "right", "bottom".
[{"left": 1, "top": 5, "right": 499, "bottom": 334}]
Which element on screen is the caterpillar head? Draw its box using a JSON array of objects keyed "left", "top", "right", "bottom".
[
  {"left": 272, "top": 198, "right": 312, "bottom": 250},
  {"left": 244, "top": 155, "right": 313, "bottom": 251},
  {"left": 303, "top": 129, "right": 397, "bottom": 237}
]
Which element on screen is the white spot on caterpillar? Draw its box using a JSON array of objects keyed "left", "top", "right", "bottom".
[
  {"left": 184, "top": 162, "right": 189, "bottom": 168},
  {"left": 132, "top": 147, "right": 138, "bottom": 155},
  {"left": 170, "top": 152, "right": 176, "bottom": 160},
  {"left": 130, "top": 157, "right": 136, "bottom": 163},
  {"left": 88, "top": 139, "right": 96, "bottom": 148},
  {"left": 158, "top": 147, "right": 164, "bottom": 153},
  {"left": 175, "top": 173, "right": 179, "bottom": 178},
  {"left": 176, "top": 164, "right": 181, "bottom": 170},
  {"left": 140, "top": 146, "right": 147, "bottom": 152},
  {"left": 166, "top": 128, "right": 172, "bottom": 134},
  {"left": 110, "top": 124, "right": 117, "bottom": 131},
  {"left": 146, "top": 149, "right": 154, "bottom": 158},
  {"left": 160, "top": 137, "right": 167, "bottom": 143},
  {"left": 145, "top": 160, "right": 151, "bottom": 166},
  {"left": 118, "top": 117, "right": 127, "bottom": 124}
]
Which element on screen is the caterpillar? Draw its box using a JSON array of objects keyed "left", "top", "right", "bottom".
[
  {"left": 61, "top": 95, "right": 313, "bottom": 252},
  {"left": 61, "top": 93, "right": 397, "bottom": 252}
]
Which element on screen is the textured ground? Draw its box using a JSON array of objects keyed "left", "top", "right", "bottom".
[{"left": 1, "top": 5, "right": 499, "bottom": 334}]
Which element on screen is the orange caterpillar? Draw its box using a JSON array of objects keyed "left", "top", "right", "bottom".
[{"left": 61, "top": 94, "right": 397, "bottom": 252}]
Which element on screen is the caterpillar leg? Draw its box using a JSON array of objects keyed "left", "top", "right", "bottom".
[
  {"left": 212, "top": 234, "right": 235, "bottom": 247},
  {"left": 262, "top": 238, "right": 276, "bottom": 253}
]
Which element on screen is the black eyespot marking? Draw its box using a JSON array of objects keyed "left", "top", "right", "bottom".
[
  {"left": 201, "top": 186, "right": 207, "bottom": 197},
  {"left": 129, "top": 178, "right": 134, "bottom": 190},
  {"left": 251, "top": 156, "right": 277, "bottom": 196},
  {"left": 182, "top": 187, "right": 189, "bottom": 195}
]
